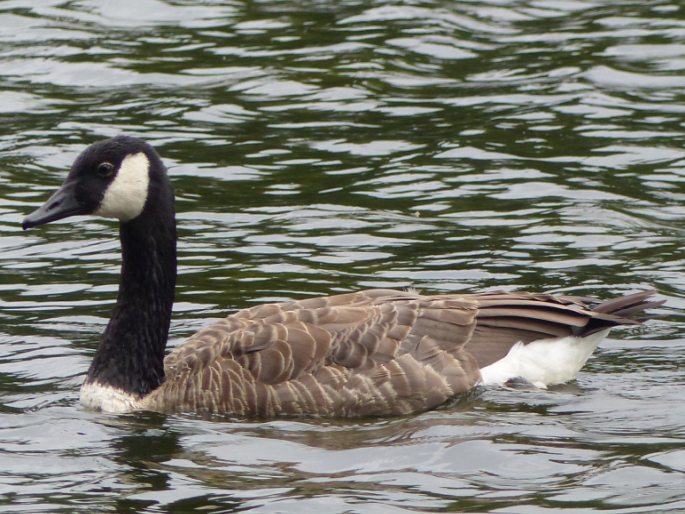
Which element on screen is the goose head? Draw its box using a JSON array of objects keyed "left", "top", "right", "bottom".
[{"left": 23, "top": 135, "right": 167, "bottom": 230}]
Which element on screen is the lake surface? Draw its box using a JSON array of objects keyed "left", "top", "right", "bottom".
[{"left": 1, "top": 0, "right": 684, "bottom": 512}]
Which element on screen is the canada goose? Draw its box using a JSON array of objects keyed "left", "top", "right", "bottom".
[{"left": 22, "top": 136, "right": 662, "bottom": 417}]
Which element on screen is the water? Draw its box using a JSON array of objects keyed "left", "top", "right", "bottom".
[{"left": 0, "top": 0, "right": 684, "bottom": 512}]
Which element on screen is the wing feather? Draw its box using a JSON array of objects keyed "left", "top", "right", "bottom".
[{"left": 144, "top": 288, "right": 660, "bottom": 416}]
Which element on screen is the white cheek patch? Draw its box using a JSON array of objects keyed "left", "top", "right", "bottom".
[{"left": 96, "top": 152, "right": 150, "bottom": 221}]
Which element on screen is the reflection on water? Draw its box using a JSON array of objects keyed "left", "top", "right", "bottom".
[{"left": 0, "top": 0, "right": 684, "bottom": 512}]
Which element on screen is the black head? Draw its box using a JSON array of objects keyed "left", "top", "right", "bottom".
[{"left": 23, "top": 135, "right": 167, "bottom": 230}]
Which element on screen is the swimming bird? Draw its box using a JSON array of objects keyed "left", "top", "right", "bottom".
[{"left": 22, "top": 136, "right": 662, "bottom": 417}]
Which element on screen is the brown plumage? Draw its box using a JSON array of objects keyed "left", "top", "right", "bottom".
[{"left": 142, "top": 288, "right": 661, "bottom": 417}]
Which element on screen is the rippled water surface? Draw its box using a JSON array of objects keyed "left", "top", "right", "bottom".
[{"left": 1, "top": 0, "right": 684, "bottom": 512}]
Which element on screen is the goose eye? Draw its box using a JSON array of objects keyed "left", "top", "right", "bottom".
[{"left": 96, "top": 162, "right": 115, "bottom": 178}]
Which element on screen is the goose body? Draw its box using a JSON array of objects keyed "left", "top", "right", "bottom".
[{"left": 23, "top": 136, "right": 662, "bottom": 417}]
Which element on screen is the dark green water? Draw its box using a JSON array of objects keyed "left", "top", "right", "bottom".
[{"left": 1, "top": 1, "right": 684, "bottom": 512}]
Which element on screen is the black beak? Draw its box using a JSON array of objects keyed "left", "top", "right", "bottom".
[{"left": 22, "top": 180, "right": 87, "bottom": 230}]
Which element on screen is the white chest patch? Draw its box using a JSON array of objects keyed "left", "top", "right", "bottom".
[
  {"left": 95, "top": 152, "right": 150, "bottom": 221},
  {"left": 479, "top": 329, "right": 610, "bottom": 388},
  {"left": 80, "top": 382, "right": 143, "bottom": 413}
]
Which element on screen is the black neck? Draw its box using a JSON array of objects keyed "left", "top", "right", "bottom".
[{"left": 85, "top": 198, "right": 176, "bottom": 397}]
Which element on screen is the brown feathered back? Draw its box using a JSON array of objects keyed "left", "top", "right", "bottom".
[{"left": 141, "top": 288, "right": 661, "bottom": 417}]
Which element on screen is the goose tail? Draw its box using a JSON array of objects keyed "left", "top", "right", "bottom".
[{"left": 577, "top": 289, "right": 664, "bottom": 336}]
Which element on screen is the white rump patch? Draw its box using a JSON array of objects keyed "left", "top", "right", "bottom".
[
  {"left": 479, "top": 329, "right": 610, "bottom": 388},
  {"left": 80, "top": 382, "right": 142, "bottom": 413},
  {"left": 96, "top": 152, "right": 150, "bottom": 221}
]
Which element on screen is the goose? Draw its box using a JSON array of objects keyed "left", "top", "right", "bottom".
[{"left": 22, "top": 135, "right": 662, "bottom": 417}]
